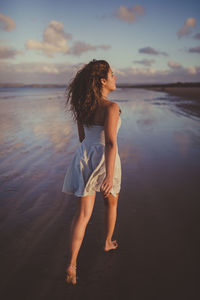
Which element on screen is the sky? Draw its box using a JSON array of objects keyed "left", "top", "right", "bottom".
[{"left": 0, "top": 0, "right": 200, "bottom": 84}]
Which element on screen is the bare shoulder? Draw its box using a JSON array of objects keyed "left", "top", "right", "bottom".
[{"left": 105, "top": 101, "right": 120, "bottom": 115}]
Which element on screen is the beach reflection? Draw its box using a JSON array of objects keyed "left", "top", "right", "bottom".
[
  {"left": 109, "top": 88, "right": 200, "bottom": 190},
  {"left": 0, "top": 87, "right": 199, "bottom": 174},
  {"left": 173, "top": 131, "right": 191, "bottom": 157},
  {"left": 33, "top": 120, "right": 72, "bottom": 151},
  {"left": 112, "top": 88, "right": 199, "bottom": 151}
]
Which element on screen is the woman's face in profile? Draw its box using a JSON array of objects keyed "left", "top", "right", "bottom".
[{"left": 105, "top": 68, "right": 117, "bottom": 92}]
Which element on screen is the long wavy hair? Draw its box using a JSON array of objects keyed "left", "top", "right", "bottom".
[{"left": 65, "top": 59, "right": 110, "bottom": 127}]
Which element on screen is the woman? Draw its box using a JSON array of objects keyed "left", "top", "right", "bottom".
[{"left": 62, "top": 59, "right": 121, "bottom": 285}]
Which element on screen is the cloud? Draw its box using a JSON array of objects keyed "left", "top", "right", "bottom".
[
  {"left": 133, "top": 59, "right": 155, "bottom": 67},
  {"left": 177, "top": 17, "right": 197, "bottom": 38},
  {"left": 26, "top": 20, "right": 72, "bottom": 57},
  {"left": 188, "top": 46, "right": 200, "bottom": 53},
  {"left": 1, "top": 61, "right": 199, "bottom": 85},
  {"left": 139, "top": 47, "right": 168, "bottom": 56},
  {"left": 168, "top": 61, "right": 182, "bottom": 69},
  {"left": 114, "top": 65, "right": 200, "bottom": 84},
  {"left": 0, "top": 45, "right": 23, "bottom": 59},
  {"left": 4, "top": 62, "right": 71, "bottom": 74},
  {"left": 26, "top": 20, "right": 111, "bottom": 57},
  {"left": 168, "top": 61, "right": 197, "bottom": 75},
  {"left": 68, "top": 41, "right": 110, "bottom": 56},
  {"left": 0, "top": 61, "right": 85, "bottom": 84},
  {"left": 114, "top": 5, "right": 145, "bottom": 23},
  {"left": 193, "top": 33, "right": 200, "bottom": 40},
  {"left": 0, "top": 13, "right": 16, "bottom": 31},
  {"left": 186, "top": 66, "right": 197, "bottom": 74}
]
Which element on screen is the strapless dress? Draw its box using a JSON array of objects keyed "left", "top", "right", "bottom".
[{"left": 62, "top": 117, "right": 121, "bottom": 197}]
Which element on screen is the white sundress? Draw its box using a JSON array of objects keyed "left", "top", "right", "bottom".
[{"left": 62, "top": 116, "right": 121, "bottom": 197}]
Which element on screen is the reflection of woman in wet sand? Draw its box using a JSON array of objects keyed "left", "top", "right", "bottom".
[{"left": 62, "top": 59, "right": 122, "bottom": 284}]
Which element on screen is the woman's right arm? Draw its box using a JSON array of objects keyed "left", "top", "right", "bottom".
[{"left": 100, "top": 102, "right": 120, "bottom": 198}]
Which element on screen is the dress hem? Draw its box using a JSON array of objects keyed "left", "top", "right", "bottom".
[
  {"left": 62, "top": 189, "right": 120, "bottom": 198},
  {"left": 62, "top": 190, "right": 96, "bottom": 197}
]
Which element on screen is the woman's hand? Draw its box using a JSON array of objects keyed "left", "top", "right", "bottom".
[{"left": 100, "top": 176, "right": 113, "bottom": 198}]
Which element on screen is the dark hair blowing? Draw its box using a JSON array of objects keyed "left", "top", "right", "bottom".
[{"left": 65, "top": 59, "right": 110, "bottom": 127}]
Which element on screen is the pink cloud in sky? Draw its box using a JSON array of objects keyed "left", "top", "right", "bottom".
[
  {"left": 177, "top": 17, "right": 197, "bottom": 38},
  {"left": 25, "top": 20, "right": 110, "bottom": 58},
  {"left": 0, "top": 13, "right": 16, "bottom": 31},
  {"left": 168, "top": 61, "right": 182, "bottom": 69},
  {"left": 114, "top": 5, "right": 145, "bottom": 23},
  {"left": 26, "top": 20, "right": 72, "bottom": 57},
  {"left": 0, "top": 61, "right": 199, "bottom": 85}
]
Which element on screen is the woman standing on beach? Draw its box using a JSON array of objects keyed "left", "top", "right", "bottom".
[{"left": 62, "top": 59, "right": 121, "bottom": 285}]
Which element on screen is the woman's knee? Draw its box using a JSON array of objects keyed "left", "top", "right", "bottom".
[
  {"left": 76, "top": 207, "right": 92, "bottom": 222},
  {"left": 76, "top": 194, "right": 95, "bottom": 221},
  {"left": 103, "top": 193, "right": 119, "bottom": 206}
]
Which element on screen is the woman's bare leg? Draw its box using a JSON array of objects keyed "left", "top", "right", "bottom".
[
  {"left": 103, "top": 193, "right": 119, "bottom": 251},
  {"left": 66, "top": 193, "right": 96, "bottom": 283}
]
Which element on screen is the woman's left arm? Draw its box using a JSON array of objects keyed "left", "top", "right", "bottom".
[{"left": 77, "top": 121, "right": 85, "bottom": 142}]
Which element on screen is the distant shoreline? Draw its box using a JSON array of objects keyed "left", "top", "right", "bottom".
[
  {"left": 147, "top": 87, "right": 200, "bottom": 102},
  {"left": 0, "top": 82, "right": 199, "bottom": 102},
  {"left": 0, "top": 82, "right": 200, "bottom": 89}
]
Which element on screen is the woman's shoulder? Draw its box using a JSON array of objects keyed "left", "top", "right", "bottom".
[
  {"left": 103, "top": 100, "right": 121, "bottom": 115},
  {"left": 94, "top": 100, "right": 121, "bottom": 125}
]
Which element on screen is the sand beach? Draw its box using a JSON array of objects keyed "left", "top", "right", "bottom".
[
  {"left": 0, "top": 87, "right": 199, "bottom": 300},
  {"left": 148, "top": 86, "right": 200, "bottom": 101}
]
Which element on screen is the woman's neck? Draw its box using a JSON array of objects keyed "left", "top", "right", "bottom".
[{"left": 101, "top": 89, "right": 109, "bottom": 99}]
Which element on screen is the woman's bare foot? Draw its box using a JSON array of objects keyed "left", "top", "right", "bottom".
[
  {"left": 104, "top": 239, "right": 118, "bottom": 252},
  {"left": 65, "top": 264, "right": 77, "bottom": 285}
]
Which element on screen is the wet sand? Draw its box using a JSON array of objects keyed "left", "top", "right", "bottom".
[
  {"left": 147, "top": 87, "right": 200, "bottom": 119},
  {"left": 147, "top": 86, "right": 200, "bottom": 101},
  {"left": 0, "top": 87, "right": 199, "bottom": 300}
]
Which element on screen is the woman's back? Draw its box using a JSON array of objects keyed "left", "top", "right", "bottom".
[
  {"left": 89, "top": 99, "right": 112, "bottom": 126},
  {"left": 82, "top": 99, "right": 121, "bottom": 145},
  {"left": 83, "top": 116, "right": 121, "bottom": 146}
]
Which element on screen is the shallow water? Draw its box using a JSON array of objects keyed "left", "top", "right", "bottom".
[
  {"left": 0, "top": 87, "right": 199, "bottom": 300},
  {"left": 112, "top": 88, "right": 200, "bottom": 180}
]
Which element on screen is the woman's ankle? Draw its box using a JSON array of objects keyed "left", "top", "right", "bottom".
[
  {"left": 68, "top": 262, "right": 76, "bottom": 267},
  {"left": 105, "top": 238, "right": 112, "bottom": 243}
]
